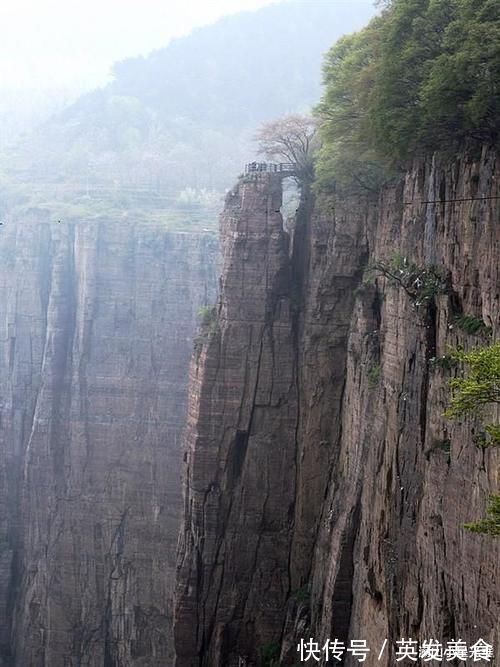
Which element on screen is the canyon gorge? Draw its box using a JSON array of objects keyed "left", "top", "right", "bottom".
[
  {"left": 0, "top": 150, "right": 498, "bottom": 667},
  {"left": 0, "top": 1, "right": 498, "bottom": 665},
  {"left": 0, "top": 214, "right": 218, "bottom": 665}
]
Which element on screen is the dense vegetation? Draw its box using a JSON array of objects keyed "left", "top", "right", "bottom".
[
  {"left": 314, "top": 0, "right": 500, "bottom": 191},
  {"left": 446, "top": 341, "right": 500, "bottom": 447}
]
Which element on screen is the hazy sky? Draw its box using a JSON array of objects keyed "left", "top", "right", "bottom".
[{"left": 0, "top": 0, "right": 288, "bottom": 91}]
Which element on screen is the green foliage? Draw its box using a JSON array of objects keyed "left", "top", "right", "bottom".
[
  {"left": 454, "top": 315, "right": 492, "bottom": 338},
  {"left": 315, "top": 0, "right": 500, "bottom": 190},
  {"left": 427, "top": 438, "right": 451, "bottom": 463},
  {"left": 314, "top": 19, "right": 391, "bottom": 192},
  {"left": 368, "top": 364, "right": 381, "bottom": 387},
  {"left": 464, "top": 495, "right": 500, "bottom": 537},
  {"left": 198, "top": 305, "right": 217, "bottom": 328},
  {"left": 485, "top": 423, "right": 500, "bottom": 444},
  {"left": 371, "top": 255, "right": 447, "bottom": 306},
  {"left": 444, "top": 342, "right": 499, "bottom": 536},
  {"left": 420, "top": 0, "right": 500, "bottom": 146},
  {"left": 432, "top": 438, "right": 451, "bottom": 453},
  {"left": 260, "top": 642, "right": 281, "bottom": 666},
  {"left": 472, "top": 426, "right": 500, "bottom": 449},
  {"left": 445, "top": 342, "right": 500, "bottom": 424},
  {"left": 194, "top": 305, "right": 218, "bottom": 353}
]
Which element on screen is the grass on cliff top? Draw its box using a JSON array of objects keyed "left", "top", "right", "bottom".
[
  {"left": 314, "top": 0, "right": 500, "bottom": 193},
  {"left": 11, "top": 201, "right": 219, "bottom": 231}
]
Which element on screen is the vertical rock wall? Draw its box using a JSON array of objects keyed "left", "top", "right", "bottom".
[
  {"left": 310, "top": 147, "right": 499, "bottom": 665},
  {"left": 175, "top": 147, "right": 499, "bottom": 666},
  {"left": 175, "top": 174, "right": 299, "bottom": 665},
  {"left": 0, "top": 214, "right": 218, "bottom": 666}
]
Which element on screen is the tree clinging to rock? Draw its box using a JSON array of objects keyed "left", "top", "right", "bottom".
[{"left": 255, "top": 113, "right": 318, "bottom": 183}]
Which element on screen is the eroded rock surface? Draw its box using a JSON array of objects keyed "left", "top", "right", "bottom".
[
  {"left": 0, "top": 215, "right": 218, "bottom": 666},
  {"left": 175, "top": 175, "right": 299, "bottom": 665},
  {"left": 175, "top": 148, "right": 499, "bottom": 666}
]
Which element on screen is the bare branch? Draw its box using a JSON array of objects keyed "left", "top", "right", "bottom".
[{"left": 254, "top": 114, "right": 319, "bottom": 181}]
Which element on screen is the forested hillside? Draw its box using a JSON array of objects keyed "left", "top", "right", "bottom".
[{"left": 315, "top": 0, "right": 500, "bottom": 191}]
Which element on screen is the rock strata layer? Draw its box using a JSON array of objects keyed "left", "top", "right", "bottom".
[
  {"left": 0, "top": 215, "right": 218, "bottom": 666},
  {"left": 175, "top": 148, "right": 499, "bottom": 666}
]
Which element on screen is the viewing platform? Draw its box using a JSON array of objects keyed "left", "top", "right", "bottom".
[{"left": 244, "top": 161, "right": 296, "bottom": 176}]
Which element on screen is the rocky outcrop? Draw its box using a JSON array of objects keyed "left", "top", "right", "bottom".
[
  {"left": 175, "top": 174, "right": 300, "bottom": 665},
  {"left": 0, "top": 214, "right": 218, "bottom": 666},
  {"left": 175, "top": 147, "right": 499, "bottom": 665}
]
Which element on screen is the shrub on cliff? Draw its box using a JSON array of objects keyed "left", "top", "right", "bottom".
[
  {"left": 445, "top": 341, "right": 500, "bottom": 536},
  {"left": 370, "top": 255, "right": 448, "bottom": 307},
  {"left": 445, "top": 341, "right": 500, "bottom": 447},
  {"left": 198, "top": 304, "right": 217, "bottom": 328},
  {"left": 454, "top": 315, "right": 492, "bottom": 339},
  {"left": 464, "top": 495, "right": 500, "bottom": 537}
]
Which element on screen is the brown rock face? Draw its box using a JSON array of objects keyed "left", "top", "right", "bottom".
[
  {"left": 0, "top": 216, "right": 218, "bottom": 666},
  {"left": 175, "top": 174, "right": 299, "bottom": 665},
  {"left": 310, "top": 148, "right": 500, "bottom": 665},
  {"left": 175, "top": 148, "right": 499, "bottom": 666}
]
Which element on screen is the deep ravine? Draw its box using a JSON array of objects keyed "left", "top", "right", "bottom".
[{"left": 0, "top": 215, "right": 218, "bottom": 666}]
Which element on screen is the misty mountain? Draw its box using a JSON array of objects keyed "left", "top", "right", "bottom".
[{"left": 1, "top": 0, "right": 376, "bottom": 221}]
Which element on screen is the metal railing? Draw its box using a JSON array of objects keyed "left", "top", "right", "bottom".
[{"left": 244, "top": 162, "right": 296, "bottom": 174}]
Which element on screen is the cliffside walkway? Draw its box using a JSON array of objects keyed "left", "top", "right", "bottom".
[{"left": 244, "top": 161, "right": 296, "bottom": 176}]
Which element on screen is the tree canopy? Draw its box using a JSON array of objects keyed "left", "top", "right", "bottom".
[
  {"left": 255, "top": 114, "right": 318, "bottom": 182},
  {"left": 314, "top": 0, "right": 500, "bottom": 191}
]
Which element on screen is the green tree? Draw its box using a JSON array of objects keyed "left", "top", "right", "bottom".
[
  {"left": 421, "top": 0, "right": 500, "bottom": 144},
  {"left": 315, "top": 20, "right": 389, "bottom": 192},
  {"left": 445, "top": 341, "right": 500, "bottom": 445},
  {"left": 314, "top": 0, "right": 500, "bottom": 191}
]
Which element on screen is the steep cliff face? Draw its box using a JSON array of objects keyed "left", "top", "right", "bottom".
[
  {"left": 175, "top": 147, "right": 499, "bottom": 665},
  {"left": 0, "top": 215, "right": 218, "bottom": 666},
  {"left": 308, "top": 148, "right": 499, "bottom": 665},
  {"left": 175, "top": 174, "right": 300, "bottom": 664}
]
